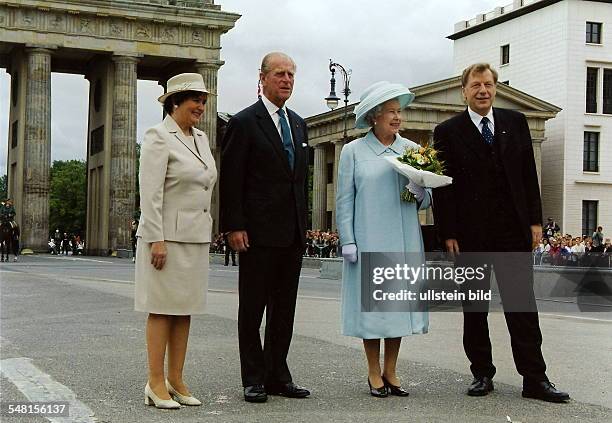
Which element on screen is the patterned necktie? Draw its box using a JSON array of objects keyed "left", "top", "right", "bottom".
[
  {"left": 481, "top": 116, "right": 494, "bottom": 145},
  {"left": 277, "top": 108, "right": 295, "bottom": 170}
]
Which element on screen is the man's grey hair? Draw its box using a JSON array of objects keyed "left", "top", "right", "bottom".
[{"left": 260, "top": 52, "right": 296, "bottom": 75}]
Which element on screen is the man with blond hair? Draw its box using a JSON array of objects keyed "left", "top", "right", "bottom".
[{"left": 433, "top": 63, "right": 570, "bottom": 403}]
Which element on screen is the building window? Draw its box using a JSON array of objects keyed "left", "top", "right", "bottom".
[
  {"left": 604, "top": 69, "right": 612, "bottom": 114},
  {"left": 326, "top": 211, "right": 332, "bottom": 231},
  {"left": 582, "top": 200, "right": 598, "bottom": 237},
  {"left": 586, "top": 67, "right": 598, "bottom": 113},
  {"left": 583, "top": 131, "right": 599, "bottom": 172},
  {"left": 500, "top": 44, "right": 510, "bottom": 65},
  {"left": 586, "top": 22, "right": 602, "bottom": 44},
  {"left": 326, "top": 163, "right": 334, "bottom": 184}
]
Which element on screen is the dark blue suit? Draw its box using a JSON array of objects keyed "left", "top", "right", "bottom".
[
  {"left": 433, "top": 107, "right": 547, "bottom": 383},
  {"left": 220, "top": 99, "right": 309, "bottom": 387}
]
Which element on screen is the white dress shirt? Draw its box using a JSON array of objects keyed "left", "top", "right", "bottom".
[
  {"left": 468, "top": 107, "right": 495, "bottom": 136},
  {"left": 261, "top": 94, "right": 294, "bottom": 144}
]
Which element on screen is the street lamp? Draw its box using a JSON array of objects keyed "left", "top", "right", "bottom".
[{"left": 324, "top": 59, "right": 351, "bottom": 142}]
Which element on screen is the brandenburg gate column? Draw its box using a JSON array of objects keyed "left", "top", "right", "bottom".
[
  {"left": 312, "top": 144, "right": 327, "bottom": 230},
  {"left": 195, "top": 60, "right": 223, "bottom": 235},
  {"left": 22, "top": 47, "right": 52, "bottom": 251},
  {"left": 109, "top": 55, "right": 138, "bottom": 254}
]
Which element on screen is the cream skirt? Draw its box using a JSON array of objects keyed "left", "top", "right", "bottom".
[{"left": 134, "top": 240, "right": 209, "bottom": 315}]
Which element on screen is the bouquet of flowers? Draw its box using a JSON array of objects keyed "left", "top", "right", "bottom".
[{"left": 384, "top": 145, "right": 452, "bottom": 202}]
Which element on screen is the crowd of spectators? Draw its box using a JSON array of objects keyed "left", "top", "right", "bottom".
[
  {"left": 534, "top": 220, "right": 610, "bottom": 267},
  {"left": 48, "top": 229, "right": 84, "bottom": 256},
  {"left": 212, "top": 230, "right": 341, "bottom": 259},
  {"left": 305, "top": 230, "right": 339, "bottom": 258}
]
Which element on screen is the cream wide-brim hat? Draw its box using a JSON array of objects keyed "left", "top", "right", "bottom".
[
  {"left": 353, "top": 81, "right": 415, "bottom": 129},
  {"left": 157, "top": 73, "right": 209, "bottom": 104}
]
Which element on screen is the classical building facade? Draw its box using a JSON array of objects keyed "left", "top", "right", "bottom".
[
  {"left": 306, "top": 76, "right": 561, "bottom": 232},
  {"left": 451, "top": 0, "right": 612, "bottom": 237},
  {"left": 0, "top": 0, "right": 239, "bottom": 253}
]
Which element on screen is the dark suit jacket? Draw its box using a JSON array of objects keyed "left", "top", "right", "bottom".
[
  {"left": 432, "top": 108, "right": 542, "bottom": 252},
  {"left": 220, "top": 99, "right": 309, "bottom": 248}
]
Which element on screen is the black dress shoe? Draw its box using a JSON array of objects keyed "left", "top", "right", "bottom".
[
  {"left": 522, "top": 380, "right": 570, "bottom": 403},
  {"left": 265, "top": 382, "right": 310, "bottom": 398},
  {"left": 467, "top": 376, "right": 494, "bottom": 396},
  {"left": 244, "top": 384, "right": 267, "bottom": 403},
  {"left": 368, "top": 378, "right": 388, "bottom": 398},
  {"left": 382, "top": 376, "right": 409, "bottom": 397}
]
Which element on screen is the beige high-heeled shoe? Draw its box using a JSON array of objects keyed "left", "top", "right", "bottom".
[
  {"left": 166, "top": 380, "right": 202, "bottom": 406},
  {"left": 144, "top": 383, "right": 181, "bottom": 409}
]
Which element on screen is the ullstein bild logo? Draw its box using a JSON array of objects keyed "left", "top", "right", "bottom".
[{"left": 370, "top": 263, "right": 490, "bottom": 303}]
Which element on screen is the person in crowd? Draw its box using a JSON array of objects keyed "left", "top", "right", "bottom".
[
  {"left": 432, "top": 63, "right": 569, "bottom": 402},
  {"left": 135, "top": 73, "right": 216, "bottom": 409},
  {"left": 543, "top": 217, "right": 560, "bottom": 240},
  {"left": 0, "top": 198, "right": 16, "bottom": 224},
  {"left": 131, "top": 218, "right": 139, "bottom": 263},
  {"left": 559, "top": 240, "right": 572, "bottom": 265},
  {"left": 53, "top": 229, "right": 62, "bottom": 255},
  {"left": 10, "top": 224, "right": 19, "bottom": 261},
  {"left": 549, "top": 238, "right": 561, "bottom": 265},
  {"left": 592, "top": 226, "right": 604, "bottom": 252},
  {"left": 223, "top": 232, "right": 237, "bottom": 266},
  {"left": 61, "top": 232, "right": 70, "bottom": 255},
  {"left": 571, "top": 237, "right": 585, "bottom": 267},
  {"left": 0, "top": 199, "right": 18, "bottom": 261},
  {"left": 220, "top": 52, "right": 310, "bottom": 403},
  {"left": 336, "top": 81, "right": 430, "bottom": 398}
]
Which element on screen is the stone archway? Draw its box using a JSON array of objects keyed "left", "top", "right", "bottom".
[{"left": 0, "top": 0, "right": 239, "bottom": 254}]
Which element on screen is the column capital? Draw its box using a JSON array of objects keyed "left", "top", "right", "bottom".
[
  {"left": 24, "top": 46, "right": 56, "bottom": 55},
  {"left": 195, "top": 60, "right": 224, "bottom": 72},
  {"left": 112, "top": 54, "right": 141, "bottom": 64}
]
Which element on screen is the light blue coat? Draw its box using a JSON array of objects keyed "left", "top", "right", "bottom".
[{"left": 336, "top": 130, "right": 430, "bottom": 339}]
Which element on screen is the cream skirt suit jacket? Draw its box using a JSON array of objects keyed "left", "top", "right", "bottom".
[{"left": 135, "top": 115, "right": 217, "bottom": 315}]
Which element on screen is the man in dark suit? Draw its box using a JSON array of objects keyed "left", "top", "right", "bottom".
[
  {"left": 433, "top": 63, "right": 569, "bottom": 403},
  {"left": 220, "top": 52, "right": 310, "bottom": 403}
]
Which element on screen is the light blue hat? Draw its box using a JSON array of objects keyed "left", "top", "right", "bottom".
[{"left": 354, "top": 81, "right": 415, "bottom": 129}]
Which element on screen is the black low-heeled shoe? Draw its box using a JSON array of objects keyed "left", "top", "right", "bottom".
[
  {"left": 368, "top": 378, "right": 388, "bottom": 398},
  {"left": 382, "top": 376, "right": 410, "bottom": 397}
]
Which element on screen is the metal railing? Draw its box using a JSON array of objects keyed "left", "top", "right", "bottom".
[{"left": 533, "top": 252, "right": 612, "bottom": 268}]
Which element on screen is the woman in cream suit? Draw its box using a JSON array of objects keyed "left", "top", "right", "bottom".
[{"left": 135, "top": 73, "right": 216, "bottom": 409}]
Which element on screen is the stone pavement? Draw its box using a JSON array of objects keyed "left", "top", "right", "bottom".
[{"left": 0, "top": 255, "right": 610, "bottom": 422}]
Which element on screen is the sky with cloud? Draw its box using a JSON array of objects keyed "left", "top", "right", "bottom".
[{"left": 0, "top": 0, "right": 504, "bottom": 174}]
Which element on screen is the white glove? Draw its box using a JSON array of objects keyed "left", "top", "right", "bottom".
[
  {"left": 342, "top": 243, "right": 358, "bottom": 263},
  {"left": 407, "top": 180, "right": 426, "bottom": 202}
]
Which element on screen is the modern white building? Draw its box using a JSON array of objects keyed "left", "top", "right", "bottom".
[{"left": 451, "top": 0, "right": 611, "bottom": 238}]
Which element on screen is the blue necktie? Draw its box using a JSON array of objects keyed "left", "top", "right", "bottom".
[
  {"left": 277, "top": 108, "right": 295, "bottom": 170},
  {"left": 481, "top": 117, "right": 494, "bottom": 145}
]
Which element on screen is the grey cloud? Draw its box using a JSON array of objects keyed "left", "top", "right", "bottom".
[{"left": 1, "top": 0, "right": 502, "bottom": 175}]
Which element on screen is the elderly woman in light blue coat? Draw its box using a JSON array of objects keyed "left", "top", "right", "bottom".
[{"left": 336, "top": 81, "right": 430, "bottom": 398}]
